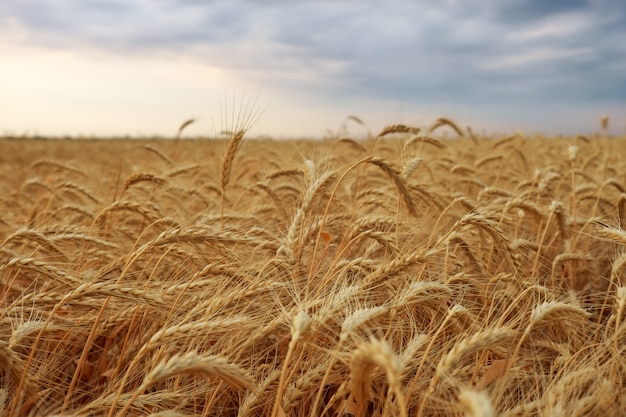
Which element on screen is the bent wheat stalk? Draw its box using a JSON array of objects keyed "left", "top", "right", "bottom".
[{"left": 349, "top": 338, "right": 407, "bottom": 417}]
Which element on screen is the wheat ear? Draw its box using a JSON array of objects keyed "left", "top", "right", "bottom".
[
  {"left": 494, "top": 301, "right": 588, "bottom": 402},
  {"left": 458, "top": 389, "right": 494, "bottom": 417},
  {"left": 610, "top": 287, "right": 626, "bottom": 354},
  {"left": 349, "top": 338, "right": 406, "bottom": 417},
  {"left": 271, "top": 310, "right": 311, "bottom": 417},
  {"left": 366, "top": 157, "right": 418, "bottom": 217},
  {"left": 119, "top": 351, "right": 254, "bottom": 416},
  {"left": 419, "top": 328, "right": 512, "bottom": 414},
  {"left": 122, "top": 173, "right": 165, "bottom": 195},
  {"left": 339, "top": 137, "right": 367, "bottom": 153},
  {"left": 437, "top": 328, "right": 514, "bottom": 378},
  {"left": 376, "top": 124, "right": 420, "bottom": 137},
  {"left": 403, "top": 135, "right": 446, "bottom": 152},
  {"left": 428, "top": 117, "right": 466, "bottom": 138},
  {"left": 220, "top": 129, "right": 246, "bottom": 222},
  {"left": 175, "top": 118, "right": 196, "bottom": 140},
  {"left": 139, "top": 144, "right": 174, "bottom": 165}
]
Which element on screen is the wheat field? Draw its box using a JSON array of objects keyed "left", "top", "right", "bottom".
[{"left": 1, "top": 123, "right": 625, "bottom": 416}]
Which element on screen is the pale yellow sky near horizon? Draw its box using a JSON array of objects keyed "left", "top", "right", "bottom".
[
  {"left": 0, "top": 40, "right": 419, "bottom": 138},
  {"left": 1, "top": 39, "right": 624, "bottom": 139}
]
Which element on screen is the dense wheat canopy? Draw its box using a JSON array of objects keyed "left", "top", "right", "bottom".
[{"left": 1, "top": 129, "right": 626, "bottom": 416}]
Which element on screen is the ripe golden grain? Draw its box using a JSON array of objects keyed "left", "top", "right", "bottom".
[
  {"left": 349, "top": 338, "right": 406, "bottom": 417},
  {"left": 139, "top": 144, "right": 174, "bottom": 165},
  {"left": 458, "top": 389, "right": 494, "bottom": 417},
  {"left": 121, "top": 351, "right": 253, "bottom": 413},
  {"left": 2, "top": 126, "right": 626, "bottom": 416},
  {"left": 403, "top": 134, "right": 446, "bottom": 152},
  {"left": 436, "top": 327, "right": 514, "bottom": 378},
  {"left": 475, "top": 154, "right": 503, "bottom": 169},
  {"left": 492, "top": 133, "right": 519, "bottom": 150},
  {"left": 175, "top": 118, "right": 196, "bottom": 140},
  {"left": 366, "top": 156, "right": 418, "bottom": 217},
  {"left": 338, "top": 137, "right": 367, "bottom": 153},
  {"left": 220, "top": 129, "right": 247, "bottom": 194},
  {"left": 30, "top": 159, "right": 86, "bottom": 177},
  {"left": 428, "top": 117, "right": 466, "bottom": 138},
  {"left": 376, "top": 124, "right": 420, "bottom": 137}
]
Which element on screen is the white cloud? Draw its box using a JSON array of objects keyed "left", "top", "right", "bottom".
[
  {"left": 508, "top": 13, "right": 591, "bottom": 42},
  {"left": 481, "top": 47, "right": 594, "bottom": 70}
]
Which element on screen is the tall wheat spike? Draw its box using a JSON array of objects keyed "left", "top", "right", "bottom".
[{"left": 349, "top": 338, "right": 406, "bottom": 417}]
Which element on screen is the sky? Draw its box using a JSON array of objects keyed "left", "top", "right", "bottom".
[{"left": 1, "top": 0, "right": 625, "bottom": 138}]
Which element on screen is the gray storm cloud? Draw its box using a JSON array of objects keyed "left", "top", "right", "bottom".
[{"left": 1, "top": 0, "right": 624, "bottom": 133}]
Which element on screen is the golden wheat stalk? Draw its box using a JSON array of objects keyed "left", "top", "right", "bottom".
[
  {"left": 458, "top": 389, "right": 494, "bottom": 417},
  {"left": 366, "top": 157, "right": 418, "bottom": 217},
  {"left": 175, "top": 118, "right": 196, "bottom": 140},
  {"left": 270, "top": 310, "right": 311, "bottom": 417},
  {"left": 436, "top": 327, "right": 514, "bottom": 378},
  {"left": 220, "top": 129, "right": 246, "bottom": 194},
  {"left": 428, "top": 117, "right": 465, "bottom": 138},
  {"left": 376, "top": 124, "right": 420, "bottom": 137},
  {"left": 403, "top": 135, "right": 446, "bottom": 152},
  {"left": 349, "top": 338, "right": 406, "bottom": 417},
  {"left": 339, "top": 138, "right": 367, "bottom": 153},
  {"left": 139, "top": 144, "right": 174, "bottom": 165},
  {"left": 122, "top": 172, "right": 166, "bottom": 195},
  {"left": 119, "top": 351, "right": 254, "bottom": 415}
]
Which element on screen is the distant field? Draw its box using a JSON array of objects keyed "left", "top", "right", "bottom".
[{"left": 1, "top": 126, "right": 625, "bottom": 416}]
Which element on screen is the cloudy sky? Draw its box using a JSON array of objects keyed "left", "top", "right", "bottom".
[{"left": 1, "top": 0, "right": 625, "bottom": 138}]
